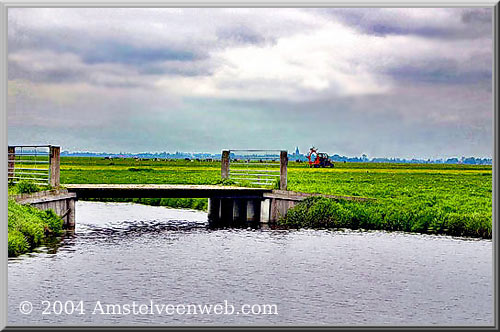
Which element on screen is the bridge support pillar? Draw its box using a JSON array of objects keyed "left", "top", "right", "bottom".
[
  {"left": 210, "top": 198, "right": 260, "bottom": 224},
  {"left": 232, "top": 199, "right": 246, "bottom": 222},
  {"left": 260, "top": 198, "right": 272, "bottom": 223},
  {"left": 220, "top": 198, "right": 234, "bottom": 221},
  {"left": 67, "top": 197, "right": 76, "bottom": 229},
  {"left": 208, "top": 198, "right": 221, "bottom": 222},
  {"left": 246, "top": 199, "right": 260, "bottom": 222}
]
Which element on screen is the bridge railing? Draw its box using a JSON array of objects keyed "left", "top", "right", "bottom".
[
  {"left": 8, "top": 145, "right": 60, "bottom": 187},
  {"left": 221, "top": 149, "right": 287, "bottom": 190}
]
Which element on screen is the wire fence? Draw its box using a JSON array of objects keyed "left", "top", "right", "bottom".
[
  {"left": 227, "top": 150, "right": 283, "bottom": 187},
  {"left": 8, "top": 145, "right": 52, "bottom": 186}
]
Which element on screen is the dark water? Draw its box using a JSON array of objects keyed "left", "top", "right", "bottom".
[{"left": 8, "top": 201, "right": 493, "bottom": 326}]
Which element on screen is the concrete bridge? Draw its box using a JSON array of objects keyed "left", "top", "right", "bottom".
[
  {"left": 64, "top": 184, "right": 271, "bottom": 225},
  {"left": 12, "top": 183, "right": 371, "bottom": 229},
  {"left": 9, "top": 146, "right": 372, "bottom": 229},
  {"left": 63, "top": 184, "right": 370, "bottom": 225}
]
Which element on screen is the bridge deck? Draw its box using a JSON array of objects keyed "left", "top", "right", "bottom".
[{"left": 65, "top": 184, "right": 272, "bottom": 199}]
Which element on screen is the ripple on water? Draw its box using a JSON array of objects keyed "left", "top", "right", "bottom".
[{"left": 8, "top": 201, "right": 494, "bottom": 326}]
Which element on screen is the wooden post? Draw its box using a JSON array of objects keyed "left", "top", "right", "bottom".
[
  {"left": 221, "top": 150, "right": 230, "bottom": 179},
  {"left": 49, "top": 146, "right": 60, "bottom": 187},
  {"left": 280, "top": 150, "right": 288, "bottom": 190},
  {"left": 8, "top": 146, "right": 15, "bottom": 181}
]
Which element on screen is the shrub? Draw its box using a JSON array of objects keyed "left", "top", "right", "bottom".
[
  {"left": 128, "top": 167, "right": 154, "bottom": 172},
  {"left": 16, "top": 181, "right": 40, "bottom": 194},
  {"left": 215, "top": 178, "right": 237, "bottom": 186},
  {"left": 8, "top": 229, "right": 29, "bottom": 257},
  {"left": 39, "top": 209, "right": 64, "bottom": 234}
]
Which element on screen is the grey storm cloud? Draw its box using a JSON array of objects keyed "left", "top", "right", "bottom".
[
  {"left": 8, "top": 28, "right": 211, "bottom": 79},
  {"left": 461, "top": 8, "right": 492, "bottom": 24},
  {"left": 7, "top": 7, "right": 494, "bottom": 158},
  {"left": 385, "top": 61, "right": 492, "bottom": 86},
  {"left": 80, "top": 41, "right": 199, "bottom": 65},
  {"left": 8, "top": 60, "right": 82, "bottom": 83},
  {"left": 7, "top": 8, "right": 282, "bottom": 82},
  {"left": 215, "top": 25, "right": 275, "bottom": 46},
  {"left": 318, "top": 8, "right": 492, "bottom": 39}
]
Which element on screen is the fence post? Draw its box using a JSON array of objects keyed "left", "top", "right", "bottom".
[
  {"left": 8, "top": 146, "right": 15, "bottom": 181},
  {"left": 49, "top": 146, "right": 60, "bottom": 187},
  {"left": 221, "top": 150, "right": 230, "bottom": 179},
  {"left": 280, "top": 150, "right": 288, "bottom": 190}
]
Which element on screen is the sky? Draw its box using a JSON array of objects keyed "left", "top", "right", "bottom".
[{"left": 7, "top": 7, "right": 494, "bottom": 159}]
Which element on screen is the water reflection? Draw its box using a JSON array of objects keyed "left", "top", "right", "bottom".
[{"left": 8, "top": 201, "right": 493, "bottom": 326}]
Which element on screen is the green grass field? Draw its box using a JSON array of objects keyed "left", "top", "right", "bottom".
[{"left": 17, "top": 156, "right": 492, "bottom": 238}]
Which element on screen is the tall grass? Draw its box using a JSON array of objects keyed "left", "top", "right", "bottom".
[
  {"left": 280, "top": 197, "right": 491, "bottom": 238},
  {"left": 9, "top": 180, "right": 52, "bottom": 195},
  {"left": 8, "top": 199, "right": 64, "bottom": 257}
]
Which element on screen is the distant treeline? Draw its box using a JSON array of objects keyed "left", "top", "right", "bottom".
[
  {"left": 60, "top": 151, "right": 492, "bottom": 165},
  {"left": 328, "top": 155, "right": 492, "bottom": 165}
]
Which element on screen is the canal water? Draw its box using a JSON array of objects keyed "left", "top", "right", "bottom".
[{"left": 8, "top": 201, "right": 493, "bottom": 326}]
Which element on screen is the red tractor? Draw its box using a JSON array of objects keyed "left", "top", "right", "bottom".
[{"left": 307, "top": 147, "right": 334, "bottom": 168}]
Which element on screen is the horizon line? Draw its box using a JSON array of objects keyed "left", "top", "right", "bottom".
[{"left": 57, "top": 150, "right": 493, "bottom": 161}]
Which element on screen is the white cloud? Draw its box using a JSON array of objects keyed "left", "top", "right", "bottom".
[{"left": 156, "top": 21, "right": 393, "bottom": 100}]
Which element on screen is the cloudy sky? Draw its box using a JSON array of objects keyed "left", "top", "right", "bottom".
[{"left": 7, "top": 8, "right": 493, "bottom": 158}]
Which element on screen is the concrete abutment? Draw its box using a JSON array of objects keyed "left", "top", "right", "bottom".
[{"left": 13, "top": 189, "right": 77, "bottom": 229}]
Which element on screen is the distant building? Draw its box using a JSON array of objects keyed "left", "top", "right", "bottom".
[{"left": 295, "top": 146, "right": 300, "bottom": 155}]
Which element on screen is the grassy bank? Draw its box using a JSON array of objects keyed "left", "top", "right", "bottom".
[
  {"left": 279, "top": 196, "right": 491, "bottom": 238},
  {"left": 8, "top": 199, "right": 64, "bottom": 257},
  {"left": 51, "top": 157, "right": 492, "bottom": 238},
  {"left": 8, "top": 182, "right": 64, "bottom": 257}
]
